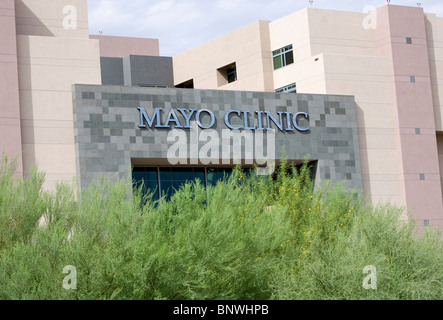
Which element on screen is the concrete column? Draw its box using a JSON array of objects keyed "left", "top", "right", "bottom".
[{"left": 379, "top": 5, "right": 443, "bottom": 229}]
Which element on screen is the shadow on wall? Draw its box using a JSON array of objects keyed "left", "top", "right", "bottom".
[
  {"left": 14, "top": 0, "right": 54, "bottom": 37},
  {"left": 355, "top": 102, "right": 371, "bottom": 197}
]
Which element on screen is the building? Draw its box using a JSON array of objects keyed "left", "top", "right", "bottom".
[
  {"left": 173, "top": 4, "right": 443, "bottom": 229},
  {"left": 1, "top": 0, "right": 442, "bottom": 229}
]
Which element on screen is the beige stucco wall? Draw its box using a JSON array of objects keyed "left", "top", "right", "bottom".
[
  {"left": 268, "top": 7, "right": 406, "bottom": 207},
  {"left": 89, "top": 35, "right": 160, "bottom": 58},
  {"left": 308, "top": 8, "right": 376, "bottom": 57},
  {"left": 0, "top": 0, "right": 23, "bottom": 177},
  {"left": 304, "top": 6, "right": 443, "bottom": 225},
  {"left": 173, "top": 20, "right": 274, "bottom": 92},
  {"left": 269, "top": 9, "right": 327, "bottom": 94},
  {"left": 171, "top": 5, "right": 443, "bottom": 226},
  {"left": 15, "top": 0, "right": 89, "bottom": 38},
  {"left": 16, "top": 0, "right": 101, "bottom": 191}
]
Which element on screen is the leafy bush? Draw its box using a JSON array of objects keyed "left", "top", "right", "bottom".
[{"left": 0, "top": 154, "right": 442, "bottom": 300}]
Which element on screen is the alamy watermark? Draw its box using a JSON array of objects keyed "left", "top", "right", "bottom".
[
  {"left": 63, "top": 5, "right": 77, "bottom": 30},
  {"left": 63, "top": 265, "right": 77, "bottom": 290},
  {"left": 362, "top": 5, "right": 377, "bottom": 30},
  {"left": 166, "top": 122, "right": 276, "bottom": 175},
  {"left": 363, "top": 265, "right": 377, "bottom": 290}
]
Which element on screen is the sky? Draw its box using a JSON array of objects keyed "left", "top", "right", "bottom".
[{"left": 87, "top": 0, "right": 443, "bottom": 57}]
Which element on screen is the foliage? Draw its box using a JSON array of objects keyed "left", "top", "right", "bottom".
[{"left": 0, "top": 154, "right": 442, "bottom": 300}]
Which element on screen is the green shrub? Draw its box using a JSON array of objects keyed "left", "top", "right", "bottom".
[{"left": 0, "top": 154, "right": 442, "bottom": 300}]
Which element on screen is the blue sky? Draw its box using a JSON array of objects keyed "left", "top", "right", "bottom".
[{"left": 87, "top": 0, "right": 443, "bottom": 56}]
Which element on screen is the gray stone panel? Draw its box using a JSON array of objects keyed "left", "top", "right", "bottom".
[
  {"left": 73, "top": 85, "right": 363, "bottom": 191},
  {"left": 100, "top": 55, "right": 174, "bottom": 88},
  {"left": 124, "top": 55, "right": 174, "bottom": 87},
  {"left": 100, "top": 57, "right": 124, "bottom": 86}
]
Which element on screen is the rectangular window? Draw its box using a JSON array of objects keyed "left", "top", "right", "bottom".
[
  {"left": 227, "top": 66, "right": 237, "bottom": 83},
  {"left": 139, "top": 85, "right": 168, "bottom": 88},
  {"left": 175, "top": 79, "right": 194, "bottom": 89},
  {"left": 133, "top": 163, "right": 317, "bottom": 200},
  {"left": 207, "top": 168, "right": 234, "bottom": 186},
  {"left": 132, "top": 167, "right": 159, "bottom": 202},
  {"left": 273, "top": 45, "right": 294, "bottom": 70},
  {"left": 217, "top": 63, "right": 237, "bottom": 86},
  {"left": 133, "top": 166, "right": 246, "bottom": 200},
  {"left": 406, "top": 37, "right": 412, "bottom": 44},
  {"left": 275, "top": 83, "right": 297, "bottom": 94}
]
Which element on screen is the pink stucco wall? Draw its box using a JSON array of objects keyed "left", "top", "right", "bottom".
[
  {"left": 89, "top": 35, "right": 160, "bottom": 58},
  {"left": 0, "top": 0, "right": 23, "bottom": 176},
  {"left": 381, "top": 5, "right": 443, "bottom": 227}
]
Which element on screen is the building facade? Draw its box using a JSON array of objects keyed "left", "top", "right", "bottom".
[
  {"left": 72, "top": 84, "right": 362, "bottom": 194},
  {"left": 173, "top": 5, "right": 443, "bottom": 229},
  {"left": 1, "top": 0, "right": 442, "bottom": 229}
]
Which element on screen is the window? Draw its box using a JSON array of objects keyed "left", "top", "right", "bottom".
[
  {"left": 207, "top": 168, "right": 234, "bottom": 186},
  {"left": 175, "top": 79, "right": 194, "bottom": 89},
  {"left": 133, "top": 166, "right": 249, "bottom": 200},
  {"left": 406, "top": 37, "right": 412, "bottom": 44},
  {"left": 410, "top": 76, "right": 416, "bottom": 83},
  {"left": 275, "top": 83, "right": 297, "bottom": 94},
  {"left": 227, "top": 66, "right": 237, "bottom": 83},
  {"left": 132, "top": 167, "right": 160, "bottom": 201},
  {"left": 273, "top": 44, "right": 294, "bottom": 70},
  {"left": 159, "top": 167, "right": 205, "bottom": 200},
  {"left": 139, "top": 85, "right": 168, "bottom": 88},
  {"left": 217, "top": 63, "right": 237, "bottom": 86},
  {"left": 133, "top": 163, "right": 317, "bottom": 200}
]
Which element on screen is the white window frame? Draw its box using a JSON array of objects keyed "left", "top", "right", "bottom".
[
  {"left": 273, "top": 44, "right": 294, "bottom": 70},
  {"left": 276, "top": 83, "right": 297, "bottom": 94}
]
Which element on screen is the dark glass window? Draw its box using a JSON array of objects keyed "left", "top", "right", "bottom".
[
  {"left": 194, "top": 168, "right": 205, "bottom": 182},
  {"left": 227, "top": 66, "right": 237, "bottom": 83},
  {"left": 171, "top": 168, "right": 194, "bottom": 181},
  {"left": 175, "top": 79, "right": 194, "bottom": 89},
  {"left": 275, "top": 83, "right": 297, "bottom": 94},
  {"left": 207, "top": 168, "right": 234, "bottom": 186},
  {"left": 133, "top": 166, "right": 256, "bottom": 200},
  {"left": 160, "top": 168, "right": 171, "bottom": 181},
  {"left": 132, "top": 168, "right": 146, "bottom": 190},
  {"left": 134, "top": 167, "right": 206, "bottom": 199},
  {"left": 132, "top": 167, "right": 159, "bottom": 201},
  {"left": 217, "top": 63, "right": 237, "bottom": 86}
]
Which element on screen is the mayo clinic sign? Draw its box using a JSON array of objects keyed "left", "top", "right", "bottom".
[
  {"left": 137, "top": 107, "right": 310, "bottom": 132},
  {"left": 73, "top": 85, "right": 362, "bottom": 191}
]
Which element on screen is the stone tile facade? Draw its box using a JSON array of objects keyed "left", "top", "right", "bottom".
[{"left": 73, "top": 85, "right": 362, "bottom": 191}]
